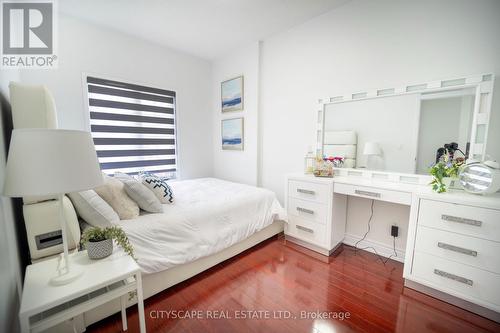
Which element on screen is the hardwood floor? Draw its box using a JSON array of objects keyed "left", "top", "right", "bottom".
[{"left": 88, "top": 237, "right": 500, "bottom": 333}]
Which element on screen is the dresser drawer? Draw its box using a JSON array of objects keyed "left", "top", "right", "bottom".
[
  {"left": 288, "top": 180, "right": 330, "bottom": 204},
  {"left": 418, "top": 199, "right": 500, "bottom": 242},
  {"left": 415, "top": 225, "right": 500, "bottom": 274},
  {"left": 287, "top": 197, "right": 327, "bottom": 224},
  {"left": 334, "top": 183, "right": 412, "bottom": 205},
  {"left": 286, "top": 217, "right": 327, "bottom": 247},
  {"left": 412, "top": 251, "right": 500, "bottom": 309}
]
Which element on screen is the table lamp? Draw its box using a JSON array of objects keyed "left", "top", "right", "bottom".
[
  {"left": 3, "top": 129, "right": 103, "bottom": 285},
  {"left": 363, "top": 142, "right": 381, "bottom": 169}
]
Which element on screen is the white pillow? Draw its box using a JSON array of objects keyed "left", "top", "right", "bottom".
[
  {"left": 114, "top": 172, "right": 163, "bottom": 213},
  {"left": 139, "top": 172, "right": 174, "bottom": 204},
  {"left": 68, "top": 190, "right": 119, "bottom": 227},
  {"left": 94, "top": 175, "right": 140, "bottom": 220}
]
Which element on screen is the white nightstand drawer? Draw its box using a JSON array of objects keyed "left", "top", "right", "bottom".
[
  {"left": 418, "top": 199, "right": 500, "bottom": 242},
  {"left": 288, "top": 180, "right": 330, "bottom": 204},
  {"left": 288, "top": 197, "right": 327, "bottom": 224},
  {"left": 412, "top": 251, "right": 500, "bottom": 309},
  {"left": 334, "top": 182, "right": 412, "bottom": 205},
  {"left": 286, "top": 217, "right": 326, "bottom": 246},
  {"left": 415, "top": 225, "right": 500, "bottom": 274}
]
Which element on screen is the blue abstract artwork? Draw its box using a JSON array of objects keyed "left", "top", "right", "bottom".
[
  {"left": 222, "top": 118, "right": 243, "bottom": 150},
  {"left": 221, "top": 76, "right": 243, "bottom": 112}
]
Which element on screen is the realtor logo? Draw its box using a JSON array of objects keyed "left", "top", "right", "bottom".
[{"left": 1, "top": 0, "right": 57, "bottom": 68}]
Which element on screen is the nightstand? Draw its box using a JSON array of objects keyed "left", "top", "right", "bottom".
[{"left": 19, "top": 250, "right": 146, "bottom": 333}]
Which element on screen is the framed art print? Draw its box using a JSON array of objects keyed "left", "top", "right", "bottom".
[
  {"left": 221, "top": 118, "right": 244, "bottom": 150},
  {"left": 221, "top": 76, "right": 243, "bottom": 112}
]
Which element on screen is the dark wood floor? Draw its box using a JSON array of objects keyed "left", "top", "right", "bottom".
[{"left": 88, "top": 236, "right": 500, "bottom": 333}]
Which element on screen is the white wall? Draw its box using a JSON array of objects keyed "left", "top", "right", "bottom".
[
  {"left": 212, "top": 42, "right": 260, "bottom": 185},
  {"left": 259, "top": 0, "right": 500, "bottom": 253},
  {"left": 0, "top": 70, "right": 22, "bottom": 333},
  {"left": 17, "top": 15, "right": 214, "bottom": 180}
]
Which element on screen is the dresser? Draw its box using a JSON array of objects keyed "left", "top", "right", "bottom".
[
  {"left": 285, "top": 173, "right": 500, "bottom": 321},
  {"left": 404, "top": 192, "right": 500, "bottom": 321},
  {"left": 284, "top": 175, "right": 346, "bottom": 255}
]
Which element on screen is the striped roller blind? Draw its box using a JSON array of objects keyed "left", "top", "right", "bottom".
[{"left": 86, "top": 76, "right": 177, "bottom": 177}]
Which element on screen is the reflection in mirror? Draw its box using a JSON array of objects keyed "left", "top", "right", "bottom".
[
  {"left": 323, "top": 94, "right": 420, "bottom": 173},
  {"left": 322, "top": 87, "right": 477, "bottom": 175},
  {"left": 415, "top": 88, "right": 475, "bottom": 174}
]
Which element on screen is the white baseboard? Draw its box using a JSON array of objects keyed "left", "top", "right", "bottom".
[{"left": 342, "top": 233, "right": 405, "bottom": 263}]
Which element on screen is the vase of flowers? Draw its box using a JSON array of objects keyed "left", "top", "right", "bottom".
[
  {"left": 313, "top": 157, "right": 333, "bottom": 177},
  {"left": 429, "top": 154, "right": 464, "bottom": 193},
  {"left": 81, "top": 226, "right": 135, "bottom": 260}
]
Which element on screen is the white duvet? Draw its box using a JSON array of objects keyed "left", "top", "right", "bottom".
[{"left": 116, "top": 178, "right": 286, "bottom": 274}]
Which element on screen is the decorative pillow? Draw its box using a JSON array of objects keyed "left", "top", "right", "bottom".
[
  {"left": 68, "top": 190, "right": 119, "bottom": 227},
  {"left": 114, "top": 172, "right": 163, "bottom": 213},
  {"left": 139, "top": 172, "right": 174, "bottom": 204},
  {"left": 94, "top": 175, "right": 140, "bottom": 220}
]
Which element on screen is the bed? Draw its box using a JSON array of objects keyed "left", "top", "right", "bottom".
[
  {"left": 118, "top": 177, "right": 285, "bottom": 274},
  {"left": 83, "top": 177, "right": 285, "bottom": 326},
  {"left": 8, "top": 82, "right": 286, "bottom": 329}
]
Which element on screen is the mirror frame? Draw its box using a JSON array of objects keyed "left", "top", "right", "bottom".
[{"left": 315, "top": 73, "right": 495, "bottom": 184}]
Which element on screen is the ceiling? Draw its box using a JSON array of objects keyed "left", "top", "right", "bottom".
[{"left": 59, "top": 0, "right": 349, "bottom": 60}]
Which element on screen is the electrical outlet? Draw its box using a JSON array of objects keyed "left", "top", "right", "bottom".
[{"left": 391, "top": 225, "right": 399, "bottom": 237}]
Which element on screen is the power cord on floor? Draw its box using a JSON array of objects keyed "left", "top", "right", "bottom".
[{"left": 352, "top": 199, "right": 397, "bottom": 265}]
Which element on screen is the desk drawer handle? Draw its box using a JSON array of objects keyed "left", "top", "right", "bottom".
[
  {"left": 434, "top": 269, "right": 473, "bottom": 286},
  {"left": 441, "top": 214, "right": 482, "bottom": 227},
  {"left": 354, "top": 189, "right": 381, "bottom": 198},
  {"left": 296, "top": 225, "right": 314, "bottom": 233},
  {"left": 296, "top": 207, "right": 314, "bottom": 215},
  {"left": 437, "top": 242, "right": 477, "bottom": 257},
  {"left": 297, "top": 188, "right": 315, "bottom": 195}
]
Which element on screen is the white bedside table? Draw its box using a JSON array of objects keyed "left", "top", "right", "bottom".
[{"left": 19, "top": 250, "right": 146, "bottom": 333}]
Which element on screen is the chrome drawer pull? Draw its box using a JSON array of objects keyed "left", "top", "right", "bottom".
[
  {"left": 437, "top": 242, "right": 477, "bottom": 257},
  {"left": 434, "top": 269, "right": 473, "bottom": 286},
  {"left": 296, "top": 207, "right": 314, "bottom": 215},
  {"left": 441, "top": 214, "right": 482, "bottom": 227},
  {"left": 354, "top": 189, "right": 381, "bottom": 198},
  {"left": 296, "top": 225, "right": 314, "bottom": 233},
  {"left": 297, "top": 188, "right": 315, "bottom": 195}
]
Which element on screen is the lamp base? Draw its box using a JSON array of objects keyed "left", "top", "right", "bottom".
[{"left": 50, "top": 267, "right": 84, "bottom": 286}]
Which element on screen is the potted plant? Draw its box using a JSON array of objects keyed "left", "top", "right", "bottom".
[
  {"left": 81, "top": 226, "right": 135, "bottom": 260},
  {"left": 429, "top": 154, "right": 464, "bottom": 193}
]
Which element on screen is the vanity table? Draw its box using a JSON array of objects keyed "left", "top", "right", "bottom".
[
  {"left": 292, "top": 72, "right": 500, "bottom": 321},
  {"left": 284, "top": 172, "right": 500, "bottom": 322}
]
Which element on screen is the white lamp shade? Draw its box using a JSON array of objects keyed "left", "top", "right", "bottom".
[
  {"left": 363, "top": 142, "right": 381, "bottom": 156},
  {"left": 3, "top": 129, "right": 103, "bottom": 197}
]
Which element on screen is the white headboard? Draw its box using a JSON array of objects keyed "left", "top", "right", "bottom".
[{"left": 9, "top": 82, "right": 81, "bottom": 260}]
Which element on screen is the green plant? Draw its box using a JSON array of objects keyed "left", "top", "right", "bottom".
[
  {"left": 81, "top": 226, "right": 136, "bottom": 260},
  {"left": 429, "top": 153, "right": 464, "bottom": 193}
]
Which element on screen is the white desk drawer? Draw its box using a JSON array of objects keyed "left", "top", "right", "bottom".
[
  {"left": 412, "top": 251, "right": 500, "bottom": 308},
  {"left": 288, "top": 180, "right": 330, "bottom": 204},
  {"left": 334, "top": 183, "right": 412, "bottom": 205},
  {"left": 415, "top": 225, "right": 500, "bottom": 274},
  {"left": 286, "top": 217, "right": 326, "bottom": 247},
  {"left": 418, "top": 199, "right": 500, "bottom": 242},
  {"left": 288, "top": 197, "right": 327, "bottom": 224}
]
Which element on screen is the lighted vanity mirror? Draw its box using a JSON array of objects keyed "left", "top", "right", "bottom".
[{"left": 318, "top": 74, "right": 494, "bottom": 177}]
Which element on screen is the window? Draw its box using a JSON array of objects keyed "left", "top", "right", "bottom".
[{"left": 85, "top": 76, "right": 177, "bottom": 177}]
